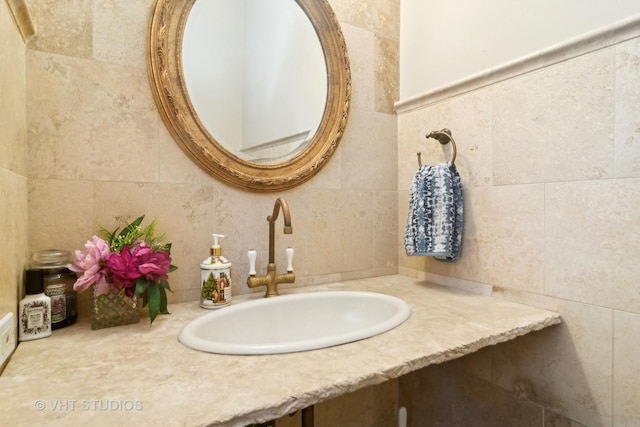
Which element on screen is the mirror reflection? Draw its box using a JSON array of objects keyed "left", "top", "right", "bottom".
[
  {"left": 147, "top": 0, "right": 351, "bottom": 192},
  {"left": 183, "top": 0, "right": 328, "bottom": 164}
]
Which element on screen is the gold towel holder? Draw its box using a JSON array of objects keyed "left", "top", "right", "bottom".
[{"left": 417, "top": 128, "right": 457, "bottom": 167}]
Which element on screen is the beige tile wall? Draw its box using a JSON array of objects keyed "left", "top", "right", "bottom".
[
  {"left": 0, "top": 0, "right": 30, "bottom": 353},
  {"left": 23, "top": 0, "right": 399, "bottom": 314},
  {"left": 397, "top": 35, "right": 640, "bottom": 426}
]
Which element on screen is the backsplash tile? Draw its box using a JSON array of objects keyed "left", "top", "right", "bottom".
[
  {"left": 0, "top": 1, "right": 27, "bottom": 175},
  {"left": 373, "top": 190, "right": 398, "bottom": 269},
  {"left": 545, "top": 179, "right": 640, "bottom": 313},
  {"left": 458, "top": 184, "right": 545, "bottom": 293},
  {"left": 26, "top": 50, "right": 158, "bottom": 181},
  {"left": 330, "top": 0, "right": 399, "bottom": 42},
  {"left": 613, "top": 310, "right": 640, "bottom": 426},
  {"left": 0, "top": 170, "right": 28, "bottom": 320},
  {"left": 491, "top": 289, "right": 613, "bottom": 426},
  {"left": 340, "top": 24, "right": 375, "bottom": 113},
  {"left": 340, "top": 109, "right": 397, "bottom": 191},
  {"left": 397, "top": 89, "right": 493, "bottom": 189},
  {"left": 375, "top": 35, "right": 399, "bottom": 114},
  {"left": 491, "top": 49, "right": 615, "bottom": 185},
  {"left": 614, "top": 38, "right": 640, "bottom": 178},
  {"left": 27, "top": 0, "right": 92, "bottom": 58},
  {"left": 93, "top": 0, "right": 152, "bottom": 69}
]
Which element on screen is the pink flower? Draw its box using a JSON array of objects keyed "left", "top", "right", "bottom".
[
  {"left": 105, "top": 244, "right": 171, "bottom": 298},
  {"left": 66, "top": 236, "right": 110, "bottom": 294},
  {"left": 134, "top": 244, "right": 171, "bottom": 283},
  {"left": 105, "top": 245, "right": 141, "bottom": 294}
]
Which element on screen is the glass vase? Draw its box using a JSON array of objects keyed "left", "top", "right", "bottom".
[{"left": 91, "top": 285, "right": 140, "bottom": 330}]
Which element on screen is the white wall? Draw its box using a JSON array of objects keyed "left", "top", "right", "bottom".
[
  {"left": 183, "top": 0, "right": 245, "bottom": 150},
  {"left": 181, "top": 0, "right": 326, "bottom": 158},
  {"left": 400, "top": 0, "right": 640, "bottom": 99},
  {"left": 243, "top": 0, "right": 326, "bottom": 151}
]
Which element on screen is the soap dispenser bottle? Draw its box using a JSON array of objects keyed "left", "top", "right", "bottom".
[{"left": 200, "top": 234, "right": 232, "bottom": 309}]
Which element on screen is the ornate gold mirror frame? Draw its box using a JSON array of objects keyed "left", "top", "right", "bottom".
[
  {"left": 147, "top": 0, "right": 351, "bottom": 192},
  {"left": 6, "top": 0, "right": 36, "bottom": 42}
]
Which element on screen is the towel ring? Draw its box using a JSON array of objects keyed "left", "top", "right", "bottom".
[{"left": 417, "top": 128, "right": 457, "bottom": 167}]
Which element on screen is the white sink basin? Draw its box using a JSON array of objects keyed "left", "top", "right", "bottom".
[{"left": 178, "top": 291, "right": 411, "bottom": 355}]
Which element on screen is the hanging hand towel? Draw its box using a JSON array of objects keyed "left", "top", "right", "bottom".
[{"left": 404, "top": 162, "right": 463, "bottom": 262}]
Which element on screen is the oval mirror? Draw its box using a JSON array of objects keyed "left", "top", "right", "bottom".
[{"left": 147, "top": 0, "right": 351, "bottom": 192}]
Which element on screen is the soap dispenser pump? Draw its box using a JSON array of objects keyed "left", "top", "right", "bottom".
[{"left": 200, "top": 234, "right": 232, "bottom": 309}]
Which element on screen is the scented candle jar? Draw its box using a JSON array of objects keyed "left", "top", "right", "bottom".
[{"left": 32, "top": 249, "right": 78, "bottom": 329}]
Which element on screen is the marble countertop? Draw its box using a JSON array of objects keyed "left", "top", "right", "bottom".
[{"left": 0, "top": 275, "right": 560, "bottom": 426}]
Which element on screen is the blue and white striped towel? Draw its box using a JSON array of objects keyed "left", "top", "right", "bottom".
[{"left": 404, "top": 163, "right": 463, "bottom": 262}]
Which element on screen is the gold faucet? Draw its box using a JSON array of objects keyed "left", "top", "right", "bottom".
[{"left": 247, "top": 198, "right": 295, "bottom": 297}]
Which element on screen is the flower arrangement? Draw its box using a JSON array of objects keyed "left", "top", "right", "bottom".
[{"left": 67, "top": 215, "right": 177, "bottom": 324}]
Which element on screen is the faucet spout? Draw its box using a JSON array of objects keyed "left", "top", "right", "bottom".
[{"left": 267, "top": 197, "right": 292, "bottom": 263}]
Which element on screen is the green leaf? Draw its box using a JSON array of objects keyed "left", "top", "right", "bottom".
[
  {"left": 159, "top": 288, "right": 170, "bottom": 315},
  {"left": 158, "top": 280, "right": 173, "bottom": 292},
  {"left": 169, "top": 264, "right": 178, "bottom": 273},
  {"left": 120, "top": 215, "right": 145, "bottom": 238},
  {"left": 98, "top": 226, "right": 117, "bottom": 244},
  {"left": 134, "top": 278, "right": 149, "bottom": 298},
  {"left": 148, "top": 284, "right": 161, "bottom": 324}
]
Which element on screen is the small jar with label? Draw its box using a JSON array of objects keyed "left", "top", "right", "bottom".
[{"left": 32, "top": 249, "right": 78, "bottom": 329}]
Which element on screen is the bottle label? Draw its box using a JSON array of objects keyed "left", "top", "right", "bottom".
[
  {"left": 22, "top": 301, "right": 50, "bottom": 335},
  {"left": 27, "top": 308, "right": 44, "bottom": 328},
  {"left": 46, "top": 284, "right": 66, "bottom": 323},
  {"left": 200, "top": 268, "right": 232, "bottom": 308}
]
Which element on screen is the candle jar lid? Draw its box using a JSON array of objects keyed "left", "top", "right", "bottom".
[{"left": 32, "top": 249, "right": 72, "bottom": 270}]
